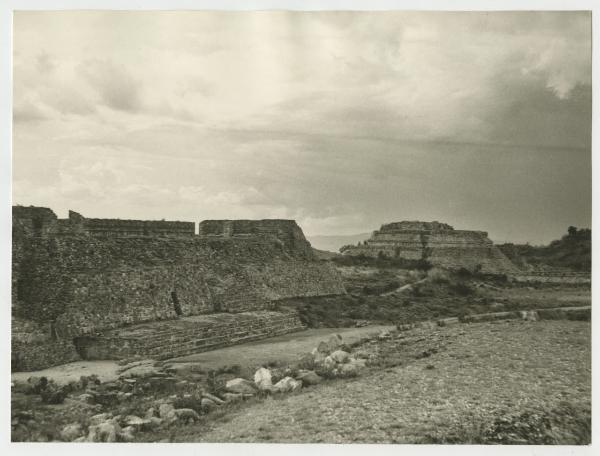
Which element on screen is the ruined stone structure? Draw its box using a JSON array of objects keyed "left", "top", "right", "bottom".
[
  {"left": 342, "top": 221, "right": 518, "bottom": 274},
  {"left": 12, "top": 206, "right": 345, "bottom": 371}
]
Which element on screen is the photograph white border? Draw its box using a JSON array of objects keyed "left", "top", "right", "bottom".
[{"left": 1, "top": 2, "right": 596, "bottom": 456}]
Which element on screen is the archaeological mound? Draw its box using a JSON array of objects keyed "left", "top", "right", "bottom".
[{"left": 11, "top": 207, "right": 345, "bottom": 371}]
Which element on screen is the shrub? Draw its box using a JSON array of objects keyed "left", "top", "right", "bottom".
[{"left": 428, "top": 268, "right": 450, "bottom": 283}]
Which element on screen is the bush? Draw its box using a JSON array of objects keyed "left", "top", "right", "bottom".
[{"left": 428, "top": 268, "right": 450, "bottom": 283}]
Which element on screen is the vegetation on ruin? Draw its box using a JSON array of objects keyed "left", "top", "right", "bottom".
[{"left": 498, "top": 226, "right": 591, "bottom": 272}]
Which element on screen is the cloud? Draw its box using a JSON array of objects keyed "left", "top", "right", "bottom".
[
  {"left": 78, "top": 59, "right": 142, "bottom": 112},
  {"left": 12, "top": 11, "right": 591, "bottom": 244}
]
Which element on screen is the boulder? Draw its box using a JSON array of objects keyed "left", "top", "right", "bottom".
[
  {"left": 222, "top": 393, "right": 243, "bottom": 403},
  {"left": 273, "top": 377, "right": 302, "bottom": 393},
  {"left": 89, "top": 413, "right": 113, "bottom": 426},
  {"left": 124, "top": 415, "right": 152, "bottom": 431},
  {"left": 326, "top": 334, "right": 343, "bottom": 352},
  {"left": 87, "top": 422, "right": 119, "bottom": 442},
  {"left": 201, "top": 397, "right": 218, "bottom": 412},
  {"left": 339, "top": 363, "right": 360, "bottom": 377},
  {"left": 202, "top": 392, "right": 225, "bottom": 405},
  {"left": 378, "top": 330, "right": 392, "bottom": 340},
  {"left": 520, "top": 310, "right": 540, "bottom": 322},
  {"left": 323, "top": 356, "right": 336, "bottom": 371},
  {"left": 225, "top": 378, "right": 257, "bottom": 395},
  {"left": 158, "top": 403, "right": 175, "bottom": 419},
  {"left": 349, "top": 358, "right": 367, "bottom": 368},
  {"left": 317, "top": 341, "right": 329, "bottom": 354},
  {"left": 313, "top": 351, "right": 327, "bottom": 365},
  {"left": 60, "top": 423, "right": 83, "bottom": 442},
  {"left": 296, "top": 370, "right": 323, "bottom": 386},
  {"left": 330, "top": 350, "right": 350, "bottom": 364},
  {"left": 254, "top": 368, "right": 273, "bottom": 391},
  {"left": 118, "top": 426, "right": 135, "bottom": 442},
  {"left": 173, "top": 408, "right": 200, "bottom": 424},
  {"left": 145, "top": 407, "right": 157, "bottom": 419}
]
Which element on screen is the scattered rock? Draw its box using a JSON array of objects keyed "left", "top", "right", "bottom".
[
  {"left": 89, "top": 413, "right": 113, "bottom": 426},
  {"left": 298, "top": 353, "right": 316, "bottom": 369},
  {"left": 378, "top": 330, "right": 392, "bottom": 340},
  {"left": 145, "top": 407, "right": 157, "bottom": 419},
  {"left": 323, "top": 356, "right": 336, "bottom": 371},
  {"left": 60, "top": 423, "right": 83, "bottom": 442},
  {"left": 201, "top": 398, "right": 218, "bottom": 412},
  {"left": 273, "top": 376, "right": 302, "bottom": 393},
  {"left": 296, "top": 370, "right": 323, "bottom": 386},
  {"left": 520, "top": 310, "right": 540, "bottom": 322},
  {"left": 317, "top": 341, "right": 329, "bottom": 354},
  {"left": 326, "top": 334, "right": 343, "bottom": 352},
  {"left": 173, "top": 408, "right": 200, "bottom": 424},
  {"left": 254, "top": 367, "right": 273, "bottom": 391},
  {"left": 330, "top": 350, "right": 350, "bottom": 364},
  {"left": 349, "top": 358, "right": 367, "bottom": 368},
  {"left": 222, "top": 393, "right": 243, "bottom": 403},
  {"left": 338, "top": 363, "right": 360, "bottom": 377},
  {"left": 40, "top": 384, "right": 68, "bottom": 404},
  {"left": 119, "top": 426, "right": 136, "bottom": 442},
  {"left": 124, "top": 415, "right": 152, "bottom": 431},
  {"left": 202, "top": 392, "right": 225, "bottom": 405},
  {"left": 87, "top": 421, "right": 119, "bottom": 442},
  {"left": 225, "top": 378, "right": 257, "bottom": 395},
  {"left": 77, "top": 393, "right": 95, "bottom": 404},
  {"left": 158, "top": 403, "right": 175, "bottom": 419}
]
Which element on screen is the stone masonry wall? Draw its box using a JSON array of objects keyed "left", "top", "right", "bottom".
[
  {"left": 12, "top": 207, "right": 345, "bottom": 370},
  {"left": 344, "top": 221, "right": 518, "bottom": 274}
]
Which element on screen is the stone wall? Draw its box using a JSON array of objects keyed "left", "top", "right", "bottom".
[
  {"left": 74, "top": 310, "right": 306, "bottom": 361},
  {"left": 12, "top": 207, "right": 345, "bottom": 370},
  {"left": 198, "top": 219, "right": 314, "bottom": 257}
]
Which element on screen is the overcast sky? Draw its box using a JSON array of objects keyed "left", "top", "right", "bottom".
[{"left": 12, "top": 11, "right": 591, "bottom": 244}]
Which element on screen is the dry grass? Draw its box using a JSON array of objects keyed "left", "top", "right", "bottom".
[{"left": 167, "top": 320, "right": 590, "bottom": 444}]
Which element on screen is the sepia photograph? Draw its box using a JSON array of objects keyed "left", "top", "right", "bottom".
[{"left": 5, "top": 1, "right": 595, "bottom": 450}]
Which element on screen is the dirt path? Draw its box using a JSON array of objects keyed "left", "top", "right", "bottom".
[
  {"left": 171, "top": 320, "right": 591, "bottom": 443},
  {"left": 11, "top": 325, "right": 393, "bottom": 385}
]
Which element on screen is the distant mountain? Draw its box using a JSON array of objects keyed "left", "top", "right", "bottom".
[{"left": 307, "top": 232, "right": 372, "bottom": 253}]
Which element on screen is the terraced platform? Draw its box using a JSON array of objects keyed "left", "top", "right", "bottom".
[{"left": 74, "top": 310, "right": 306, "bottom": 360}]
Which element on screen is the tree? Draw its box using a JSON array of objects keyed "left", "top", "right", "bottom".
[{"left": 568, "top": 226, "right": 578, "bottom": 237}]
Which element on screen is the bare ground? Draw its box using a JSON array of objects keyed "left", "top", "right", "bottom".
[{"left": 168, "top": 320, "right": 591, "bottom": 444}]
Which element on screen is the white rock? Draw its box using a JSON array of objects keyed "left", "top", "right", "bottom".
[
  {"left": 323, "top": 356, "right": 336, "bottom": 371},
  {"left": 87, "top": 422, "right": 118, "bottom": 442},
  {"left": 158, "top": 403, "right": 175, "bottom": 418},
  {"left": 254, "top": 367, "right": 273, "bottom": 391},
  {"left": 273, "top": 376, "right": 302, "bottom": 393},
  {"left": 330, "top": 350, "right": 351, "bottom": 364},
  {"left": 119, "top": 426, "right": 135, "bottom": 442},
  {"left": 60, "top": 423, "right": 83, "bottom": 442},
  {"left": 89, "top": 413, "right": 112, "bottom": 426},
  {"left": 202, "top": 392, "right": 225, "bottom": 405},
  {"left": 124, "top": 415, "right": 152, "bottom": 431},
  {"left": 223, "top": 392, "right": 243, "bottom": 403},
  {"left": 225, "top": 378, "right": 257, "bottom": 394}
]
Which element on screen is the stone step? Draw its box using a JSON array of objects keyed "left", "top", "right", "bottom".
[{"left": 78, "top": 311, "right": 306, "bottom": 361}]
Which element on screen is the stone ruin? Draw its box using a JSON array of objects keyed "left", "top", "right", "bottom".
[
  {"left": 341, "top": 220, "right": 518, "bottom": 274},
  {"left": 11, "top": 206, "right": 346, "bottom": 371}
]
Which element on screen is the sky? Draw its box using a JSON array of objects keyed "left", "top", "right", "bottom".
[{"left": 12, "top": 11, "right": 591, "bottom": 244}]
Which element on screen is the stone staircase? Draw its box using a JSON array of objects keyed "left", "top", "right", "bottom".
[{"left": 75, "top": 310, "right": 306, "bottom": 361}]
